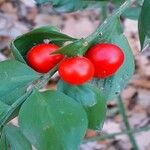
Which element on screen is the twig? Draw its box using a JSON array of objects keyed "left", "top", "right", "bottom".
[
  {"left": 84, "top": 125, "right": 150, "bottom": 143},
  {"left": 117, "top": 96, "right": 139, "bottom": 150}
]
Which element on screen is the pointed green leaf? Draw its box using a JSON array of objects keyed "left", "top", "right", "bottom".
[
  {"left": 54, "top": 39, "right": 89, "bottom": 56},
  {"left": 0, "top": 130, "right": 9, "bottom": 150},
  {"left": 55, "top": 17, "right": 123, "bottom": 57},
  {"left": 122, "top": 6, "right": 141, "bottom": 20},
  {"left": 11, "top": 26, "right": 76, "bottom": 63},
  {"left": 85, "top": 9, "right": 135, "bottom": 101},
  {"left": 57, "top": 80, "right": 107, "bottom": 130},
  {"left": 90, "top": 35, "right": 135, "bottom": 101},
  {"left": 138, "top": 0, "right": 150, "bottom": 49},
  {"left": 0, "top": 101, "right": 10, "bottom": 118},
  {"left": 35, "top": 0, "right": 88, "bottom": 12},
  {"left": 0, "top": 60, "right": 40, "bottom": 104},
  {"left": 4, "top": 124, "right": 32, "bottom": 150},
  {"left": 0, "top": 86, "right": 27, "bottom": 105},
  {"left": 19, "top": 90, "right": 88, "bottom": 150}
]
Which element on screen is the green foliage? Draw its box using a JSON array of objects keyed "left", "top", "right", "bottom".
[
  {"left": 112, "top": 0, "right": 125, "bottom": 4},
  {"left": 83, "top": 6, "right": 135, "bottom": 101},
  {"left": 19, "top": 90, "right": 88, "bottom": 150},
  {"left": 0, "top": 130, "right": 9, "bottom": 150},
  {"left": 35, "top": 0, "right": 129, "bottom": 13},
  {"left": 54, "top": 0, "right": 129, "bottom": 57},
  {"left": 0, "top": 87, "right": 27, "bottom": 106},
  {"left": 4, "top": 124, "right": 32, "bottom": 150},
  {"left": 11, "top": 26, "right": 76, "bottom": 63},
  {"left": 54, "top": 39, "right": 90, "bottom": 56},
  {"left": 0, "top": 101, "right": 10, "bottom": 119},
  {"left": 54, "top": 17, "right": 122, "bottom": 56},
  {"left": 138, "top": 0, "right": 150, "bottom": 49},
  {"left": 35, "top": 0, "right": 98, "bottom": 12},
  {"left": 122, "top": 6, "right": 141, "bottom": 20},
  {"left": 90, "top": 35, "right": 135, "bottom": 101},
  {"left": 0, "top": 0, "right": 146, "bottom": 149},
  {"left": 112, "top": 0, "right": 141, "bottom": 20},
  {"left": 0, "top": 60, "right": 40, "bottom": 105},
  {"left": 57, "top": 80, "right": 107, "bottom": 130}
]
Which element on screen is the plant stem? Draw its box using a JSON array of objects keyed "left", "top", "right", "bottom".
[
  {"left": 84, "top": 125, "right": 150, "bottom": 143},
  {"left": 84, "top": 96, "right": 140, "bottom": 150},
  {"left": 0, "top": 90, "right": 33, "bottom": 128},
  {"left": 86, "top": 0, "right": 132, "bottom": 43},
  {"left": 117, "top": 96, "right": 139, "bottom": 150},
  {"left": 34, "top": 65, "right": 58, "bottom": 90},
  {"left": 100, "top": 2, "right": 108, "bottom": 22}
]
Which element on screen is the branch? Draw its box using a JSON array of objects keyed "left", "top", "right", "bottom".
[
  {"left": 117, "top": 96, "right": 139, "bottom": 150},
  {"left": 84, "top": 125, "right": 150, "bottom": 143},
  {"left": 86, "top": 0, "right": 132, "bottom": 43}
]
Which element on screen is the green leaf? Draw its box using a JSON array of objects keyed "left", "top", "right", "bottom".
[
  {"left": 0, "top": 101, "right": 10, "bottom": 118},
  {"left": 122, "top": 7, "right": 141, "bottom": 20},
  {"left": 57, "top": 80, "right": 107, "bottom": 130},
  {"left": 138, "top": 0, "right": 150, "bottom": 49},
  {"left": 0, "top": 130, "right": 9, "bottom": 150},
  {"left": 55, "top": 18, "right": 122, "bottom": 57},
  {"left": 54, "top": 39, "right": 90, "bottom": 56},
  {"left": 99, "top": 17, "right": 123, "bottom": 42},
  {"left": 111, "top": 0, "right": 125, "bottom": 5},
  {"left": 85, "top": 0, "right": 131, "bottom": 43},
  {"left": 11, "top": 26, "right": 76, "bottom": 63},
  {"left": 136, "top": 0, "right": 143, "bottom": 6},
  {"left": 35, "top": 0, "right": 49, "bottom": 3},
  {"left": 35, "top": 0, "right": 88, "bottom": 12},
  {"left": 4, "top": 124, "right": 32, "bottom": 150},
  {"left": 90, "top": 35, "right": 135, "bottom": 101},
  {"left": 19, "top": 90, "right": 88, "bottom": 150},
  {"left": 0, "top": 86, "right": 27, "bottom": 105},
  {"left": 56, "top": 1, "right": 134, "bottom": 101},
  {"left": 0, "top": 60, "right": 40, "bottom": 105},
  {"left": 85, "top": 3, "right": 135, "bottom": 101},
  {"left": 85, "top": 17, "right": 123, "bottom": 50},
  {"left": 35, "top": 0, "right": 111, "bottom": 13},
  {"left": 50, "top": 1, "right": 130, "bottom": 57},
  {"left": 0, "top": 90, "right": 33, "bottom": 128}
]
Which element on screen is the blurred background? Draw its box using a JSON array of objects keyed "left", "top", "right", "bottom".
[{"left": 0, "top": 0, "right": 150, "bottom": 149}]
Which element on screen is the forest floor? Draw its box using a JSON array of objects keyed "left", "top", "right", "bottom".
[{"left": 0, "top": 0, "right": 150, "bottom": 150}]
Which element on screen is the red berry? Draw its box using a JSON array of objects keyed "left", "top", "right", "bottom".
[
  {"left": 58, "top": 57, "right": 94, "bottom": 85},
  {"left": 26, "top": 43, "right": 64, "bottom": 73},
  {"left": 85, "top": 43, "right": 124, "bottom": 78}
]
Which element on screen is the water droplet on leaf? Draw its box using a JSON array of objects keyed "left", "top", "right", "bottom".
[
  {"left": 43, "top": 39, "right": 50, "bottom": 44},
  {"left": 99, "top": 32, "right": 103, "bottom": 36},
  {"left": 83, "top": 41, "right": 88, "bottom": 47}
]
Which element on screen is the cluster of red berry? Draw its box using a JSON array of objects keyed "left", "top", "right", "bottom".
[{"left": 26, "top": 42, "right": 124, "bottom": 85}]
